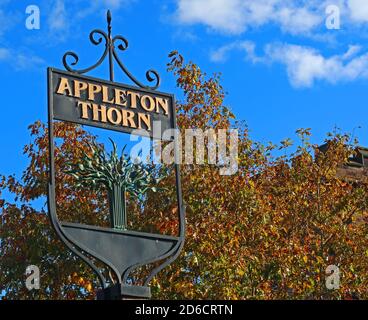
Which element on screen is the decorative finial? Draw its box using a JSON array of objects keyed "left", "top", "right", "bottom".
[
  {"left": 107, "top": 10, "right": 112, "bottom": 26},
  {"left": 107, "top": 10, "right": 112, "bottom": 36}
]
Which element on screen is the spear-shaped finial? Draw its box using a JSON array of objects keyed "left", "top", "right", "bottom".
[
  {"left": 107, "top": 10, "right": 112, "bottom": 37},
  {"left": 107, "top": 10, "right": 114, "bottom": 81}
]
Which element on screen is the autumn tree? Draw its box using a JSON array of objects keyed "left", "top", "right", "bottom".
[
  {"left": 141, "top": 53, "right": 368, "bottom": 300},
  {"left": 251, "top": 130, "right": 368, "bottom": 299},
  {"left": 1, "top": 52, "right": 368, "bottom": 300},
  {"left": 0, "top": 122, "right": 107, "bottom": 299}
]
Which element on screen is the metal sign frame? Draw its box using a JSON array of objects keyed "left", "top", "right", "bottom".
[
  {"left": 47, "top": 10, "right": 185, "bottom": 300},
  {"left": 48, "top": 68, "right": 176, "bottom": 140}
]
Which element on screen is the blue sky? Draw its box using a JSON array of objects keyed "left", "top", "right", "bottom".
[{"left": 1, "top": 0, "right": 368, "bottom": 188}]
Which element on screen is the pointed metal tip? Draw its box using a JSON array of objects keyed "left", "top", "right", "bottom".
[{"left": 107, "top": 10, "right": 112, "bottom": 25}]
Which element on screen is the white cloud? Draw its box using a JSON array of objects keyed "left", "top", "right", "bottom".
[
  {"left": 48, "top": 0, "right": 67, "bottom": 32},
  {"left": 76, "top": 0, "right": 136, "bottom": 18},
  {"left": 210, "top": 41, "right": 259, "bottom": 63},
  {"left": 183, "top": 0, "right": 368, "bottom": 88},
  {"left": 348, "top": 0, "right": 368, "bottom": 22},
  {"left": 0, "top": 48, "right": 10, "bottom": 60},
  {"left": 175, "top": 0, "right": 368, "bottom": 35},
  {"left": 0, "top": 1, "right": 21, "bottom": 37},
  {"left": 276, "top": 6, "right": 322, "bottom": 34},
  {"left": 45, "top": 0, "right": 136, "bottom": 38},
  {"left": 12, "top": 53, "right": 45, "bottom": 71},
  {"left": 342, "top": 44, "right": 362, "bottom": 60},
  {"left": 175, "top": 0, "right": 325, "bottom": 35},
  {"left": 266, "top": 43, "right": 368, "bottom": 87},
  {"left": 0, "top": 47, "right": 45, "bottom": 71},
  {"left": 177, "top": 0, "right": 246, "bottom": 34},
  {"left": 103, "top": 0, "right": 133, "bottom": 9},
  {"left": 212, "top": 41, "right": 368, "bottom": 88}
]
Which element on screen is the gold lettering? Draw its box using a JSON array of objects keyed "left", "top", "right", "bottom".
[
  {"left": 127, "top": 91, "right": 140, "bottom": 109},
  {"left": 140, "top": 95, "right": 155, "bottom": 112},
  {"left": 56, "top": 78, "right": 72, "bottom": 96},
  {"left": 138, "top": 113, "right": 151, "bottom": 130},
  {"left": 92, "top": 104, "right": 107, "bottom": 122},
  {"left": 88, "top": 83, "right": 102, "bottom": 101},
  {"left": 115, "top": 89, "right": 127, "bottom": 107},
  {"left": 156, "top": 97, "right": 169, "bottom": 115},
  {"left": 74, "top": 81, "right": 88, "bottom": 98},
  {"left": 77, "top": 101, "right": 91, "bottom": 119},
  {"left": 102, "top": 86, "right": 115, "bottom": 104},
  {"left": 122, "top": 110, "right": 137, "bottom": 128},
  {"left": 107, "top": 107, "right": 122, "bottom": 125}
]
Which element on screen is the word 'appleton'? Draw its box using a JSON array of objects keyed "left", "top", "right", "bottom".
[{"left": 56, "top": 77, "right": 170, "bottom": 132}]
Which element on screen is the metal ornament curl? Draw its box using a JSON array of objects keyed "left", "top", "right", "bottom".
[{"left": 62, "top": 10, "right": 160, "bottom": 90}]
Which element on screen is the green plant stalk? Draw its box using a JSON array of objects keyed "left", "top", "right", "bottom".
[
  {"left": 108, "top": 184, "right": 127, "bottom": 230},
  {"left": 66, "top": 140, "right": 163, "bottom": 230}
]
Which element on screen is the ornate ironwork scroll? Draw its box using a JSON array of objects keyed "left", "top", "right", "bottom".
[{"left": 62, "top": 10, "right": 160, "bottom": 90}]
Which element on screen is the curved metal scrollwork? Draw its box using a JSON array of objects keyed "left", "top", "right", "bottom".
[
  {"left": 112, "top": 37, "right": 161, "bottom": 89},
  {"left": 62, "top": 10, "right": 160, "bottom": 90},
  {"left": 62, "top": 30, "right": 109, "bottom": 75}
]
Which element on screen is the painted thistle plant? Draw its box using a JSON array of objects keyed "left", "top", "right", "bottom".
[{"left": 66, "top": 139, "right": 162, "bottom": 230}]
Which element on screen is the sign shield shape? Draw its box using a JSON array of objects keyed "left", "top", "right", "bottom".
[{"left": 47, "top": 10, "right": 185, "bottom": 299}]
